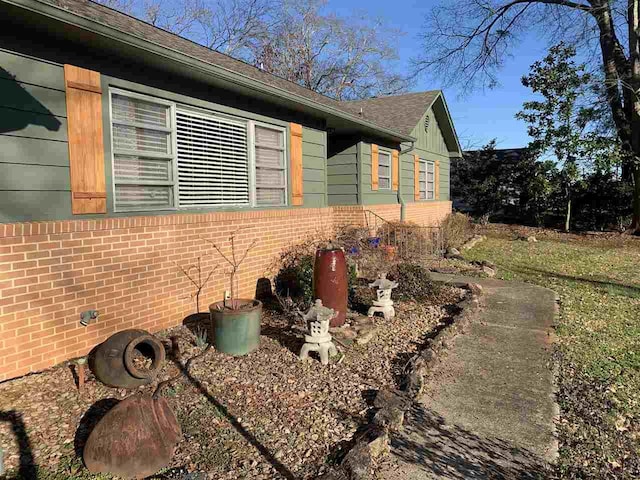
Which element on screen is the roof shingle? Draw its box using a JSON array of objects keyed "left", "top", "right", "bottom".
[{"left": 40, "top": 0, "right": 439, "bottom": 137}]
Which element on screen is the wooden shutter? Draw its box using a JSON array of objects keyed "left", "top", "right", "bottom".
[
  {"left": 391, "top": 149, "right": 399, "bottom": 191},
  {"left": 414, "top": 154, "right": 420, "bottom": 200},
  {"left": 435, "top": 160, "right": 440, "bottom": 200},
  {"left": 371, "top": 143, "right": 379, "bottom": 191},
  {"left": 64, "top": 65, "right": 107, "bottom": 214},
  {"left": 290, "top": 123, "right": 304, "bottom": 206}
]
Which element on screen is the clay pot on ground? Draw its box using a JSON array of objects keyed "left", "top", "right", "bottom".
[
  {"left": 83, "top": 394, "right": 181, "bottom": 479},
  {"left": 209, "top": 299, "right": 262, "bottom": 356},
  {"left": 89, "top": 329, "right": 165, "bottom": 388}
]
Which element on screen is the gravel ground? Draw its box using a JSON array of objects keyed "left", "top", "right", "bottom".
[{"left": 0, "top": 287, "right": 463, "bottom": 480}]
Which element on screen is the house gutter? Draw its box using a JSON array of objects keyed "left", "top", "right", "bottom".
[
  {"left": 3, "top": 0, "right": 415, "bottom": 144},
  {"left": 398, "top": 141, "right": 415, "bottom": 221}
]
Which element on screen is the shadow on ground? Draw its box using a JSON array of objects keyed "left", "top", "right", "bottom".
[{"left": 388, "top": 402, "right": 550, "bottom": 480}]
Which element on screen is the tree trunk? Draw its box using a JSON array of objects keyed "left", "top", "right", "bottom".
[
  {"left": 565, "top": 198, "right": 571, "bottom": 232},
  {"left": 629, "top": 0, "right": 640, "bottom": 233}
]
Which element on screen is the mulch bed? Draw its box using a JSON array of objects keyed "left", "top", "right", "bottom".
[{"left": 0, "top": 287, "right": 463, "bottom": 480}]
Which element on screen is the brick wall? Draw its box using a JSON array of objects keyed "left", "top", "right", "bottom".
[
  {"left": 0, "top": 201, "right": 451, "bottom": 382},
  {"left": 331, "top": 202, "right": 451, "bottom": 230},
  {"left": 0, "top": 209, "right": 334, "bottom": 382},
  {"left": 404, "top": 201, "right": 452, "bottom": 226}
]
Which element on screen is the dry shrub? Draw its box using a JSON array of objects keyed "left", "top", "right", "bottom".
[
  {"left": 334, "top": 225, "right": 396, "bottom": 279},
  {"left": 271, "top": 234, "right": 329, "bottom": 311},
  {"left": 388, "top": 262, "right": 441, "bottom": 302},
  {"left": 440, "top": 212, "right": 474, "bottom": 250},
  {"left": 376, "top": 221, "right": 432, "bottom": 260}
]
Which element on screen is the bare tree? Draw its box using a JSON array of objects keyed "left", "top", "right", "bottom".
[
  {"left": 415, "top": 0, "right": 640, "bottom": 233},
  {"left": 252, "top": 0, "right": 410, "bottom": 100},
  {"left": 95, "top": 0, "right": 273, "bottom": 57}
]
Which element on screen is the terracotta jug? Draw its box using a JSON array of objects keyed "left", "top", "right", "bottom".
[{"left": 313, "top": 244, "right": 348, "bottom": 327}]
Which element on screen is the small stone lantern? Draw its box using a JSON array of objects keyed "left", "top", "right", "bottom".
[
  {"left": 299, "top": 299, "right": 338, "bottom": 365},
  {"left": 367, "top": 273, "right": 398, "bottom": 320}
]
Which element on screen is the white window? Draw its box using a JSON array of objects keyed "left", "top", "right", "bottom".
[
  {"left": 254, "top": 124, "right": 287, "bottom": 206},
  {"left": 419, "top": 160, "right": 435, "bottom": 200},
  {"left": 110, "top": 92, "right": 176, "bottom": 211},
  {"left": 110, "top": 89, "right": 287, "bottom": 211},
  {"left": 378, "top": 150, "right": 391, "bottom": 190}
]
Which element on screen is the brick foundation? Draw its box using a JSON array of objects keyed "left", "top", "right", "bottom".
[{"left": 0, "top": 201, "right": 450, "bottom": 381}]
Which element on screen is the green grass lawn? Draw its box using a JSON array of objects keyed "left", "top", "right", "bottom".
[{"left": 464, "top": 230, "right": 640, "bottom": 479}]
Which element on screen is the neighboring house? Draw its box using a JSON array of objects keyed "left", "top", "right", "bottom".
[{"left": 0, "top": 0, "right": 462, "bottom": 380}]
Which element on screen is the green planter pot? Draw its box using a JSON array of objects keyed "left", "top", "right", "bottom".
[{"left": 209, "top": 299, "right": 262, "bottom": 356}]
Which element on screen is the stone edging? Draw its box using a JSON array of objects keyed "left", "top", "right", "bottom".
[{"left": 319, "top": 282, "right": 484, "bottom": 480}]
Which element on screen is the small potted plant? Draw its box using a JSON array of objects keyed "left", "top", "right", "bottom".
[{"left": 206, "top": 230, "right": 262, "bottom": 356}]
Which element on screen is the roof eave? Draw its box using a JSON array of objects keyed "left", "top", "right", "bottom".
[{"left": 2, "top": 0, "right": 415, "bottom": 143}]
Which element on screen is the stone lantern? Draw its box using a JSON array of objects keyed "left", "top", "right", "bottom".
[
  {"left": 299, "top": 299, "right": 338, "bottom": 365},
  {"left": 367, "top": 273, "right": 398, "bottom": 320}
]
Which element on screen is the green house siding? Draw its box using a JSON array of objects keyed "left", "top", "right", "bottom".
[
  {"left": 408, "top": 107, "right": 452, "bottom": 202},
  {"left": 359, "top": 142, "right": 398, "bottom": 205},
  {"left": 302, "top": 127, "right": 327, "bottom": 208},
  {"left": 0, "top": 48, "right": 330, "bottom": 222},
  {"left": 0, "top": 49, "right": 72, "bottom": 223},
  {"left": 327, "top": 139, "right": 358, "bottom": 206}
]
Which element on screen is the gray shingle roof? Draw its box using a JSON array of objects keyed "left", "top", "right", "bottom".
[
  {"left": 342, "top": 91, "right": 441, "bottom": 135},
  {"left": 38, "top": 0, "right": 439, "bottom": 138}
]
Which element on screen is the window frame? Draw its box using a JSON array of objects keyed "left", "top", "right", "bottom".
[
  {"left": 419, "top": 159, "right": 435, "bottom": 200},
  {"left": 109, "top": 88, "right": 178, "bottom": 212},
  {"left": 252, "top": 121, "right": 288, "bottom": 207},
  {"left": 109, "top": 88, "right": 288, "bottom": 212},
  {"left": 377, "top": 150, "right": 392, "bottom": 191}
]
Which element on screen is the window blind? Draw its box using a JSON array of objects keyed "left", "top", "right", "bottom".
[
  {"left": 378, "top": 151, "right": 391, "bottom": 190},
  {"left": 176, "top": 108, "right": 250, "bottom": 207},
  {"left": 111, "top": 92, "right": 174, "bottom": 211},
  {"left": 255, "top": 125, "right": 286, "bottom": 206}
]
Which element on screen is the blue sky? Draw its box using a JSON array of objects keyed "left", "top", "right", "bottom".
[{"left": 330, "top": 0, "right": 550, "bottom": 150}]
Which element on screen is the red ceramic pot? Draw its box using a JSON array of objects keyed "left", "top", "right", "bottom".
[{"left": 313, "top": 246, "right": 348, "bottom": 327}]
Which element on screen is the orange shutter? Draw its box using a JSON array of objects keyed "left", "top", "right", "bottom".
[
  {"left": 290, "top": 123, "right": 304, "bottom": 206},
  {"left": 435, "top": 160, "right": 440, "bottom": 200},
  {"left": 64, "top": 65, "right": 107, "bottom": 214},
  {"left": 371, "top": 144, "right": 379, "bottom": 191},
  {"left": 414, "top": 154, "right": 420, "bottom": 200},
  {"left": 391, "top": 149, "right": 399, "bottom": 191}
]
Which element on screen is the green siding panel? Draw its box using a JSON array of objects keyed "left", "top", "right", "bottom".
[
  {"left": 327, "top": 138, "right": 358, "bottom": 206},
  {"left": 301, "top": 142, "right": 324, "bottom": 158},
  {"left": 326, "top": 174, "right": 357, "bottom": 185},
  {"left": 328, "top": 184, "right": 358, "bottom": 195},
  {"left": 303, "top": 193, "right": 326, "bottom": 207},
  {"left": 0, "top": 191, "right": 71, "bottom": 222},
  {"left": 0, "top": 49, "right": 66, "bottom": 91},
  {"left": 304, "top": 182, "right": 326, "bottom": 194},
  {"left": 412, "top": 107, "right": 449, "bottom": 156},
  {"left": 303, "top": 169, "right": 325, "bottom": 182},
  {"left": 0, "top": 136, "right": 69, "bottom": 166},
  {"left": 0, "top": 78, "right": 67, "bottom": 117},
  {"left": 328, "top": 194, "right": 358, "bottom": 206},
  {"left": 327, "top": 164, "right": 357, "bottom": 175},
  {"left": 327, "top": 153, "right": 357, "bottom": 166},
  {"left": 302, "top": 126, "right": 327, "bottom": 207},
  {"left": 0, "top": 163, "right": 70, "bottom": 191},
  {"left": 0, "top": 107, "right": 66, "bottom": 141},
  {"left": 302, "top": 127, "right": 324, "bottom": 145},
  {"left": 359, "top": 141, "right": 399, "bottom": 206}
]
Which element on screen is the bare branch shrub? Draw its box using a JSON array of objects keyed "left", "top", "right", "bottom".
[{"left": 440, "top": 213, "right": 474, "bottom": 250}]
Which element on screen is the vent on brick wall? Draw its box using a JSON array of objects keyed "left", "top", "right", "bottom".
[{"left": 176, "top": 108, "right": 250, "bottom": 207}]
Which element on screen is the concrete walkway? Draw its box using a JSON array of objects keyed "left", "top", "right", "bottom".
[{"left": 378, "top": 274, "right": 558, "bottom": 480}]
